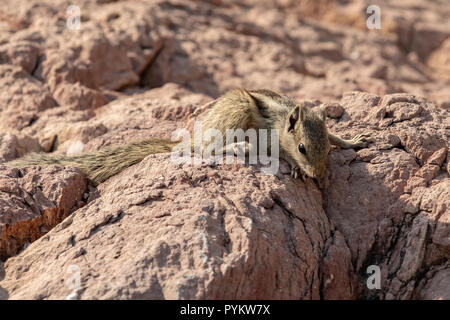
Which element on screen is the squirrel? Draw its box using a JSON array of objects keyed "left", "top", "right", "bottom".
[{"left": 5, "top": 89, "right": 370, "bottom": 185}]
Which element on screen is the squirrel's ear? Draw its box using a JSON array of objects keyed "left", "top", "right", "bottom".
[
  {"left": 319, "top": 104, "right": 327, "bottom": 122},
  {"left": 288, "top": 106, "right": 303, "bottom": 132}
]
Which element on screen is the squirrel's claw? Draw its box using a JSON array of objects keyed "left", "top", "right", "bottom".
[
  {"left": 350, "top": 132, "right": 372, "bottom": 148},
  {"left": 290, "top": 166, "right": 307, "bottom": 181},
  {"left": 290, "top": 166, "right": 299, "bottom": 179}
]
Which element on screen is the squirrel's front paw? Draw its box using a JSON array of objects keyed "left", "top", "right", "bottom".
[
  {"left": 350, "top": 132, "right": 372, "bottom": 148},
  {"left": 290, "top": 166, "right": 306, "bottom": 181},
  {"left": 290, "top": 165, "right": 299, "bottom": 178},
  {"left": 232, "top": 141, "right": 252, "bottom": 156}
]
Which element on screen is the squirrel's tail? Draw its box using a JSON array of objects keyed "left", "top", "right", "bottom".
[{"left": 5, "top": 139, "right": 180, "bottom": 185}]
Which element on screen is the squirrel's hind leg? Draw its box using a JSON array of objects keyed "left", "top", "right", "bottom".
[{"left": 222, "top": 141, "right": 255, "bottom": 158}]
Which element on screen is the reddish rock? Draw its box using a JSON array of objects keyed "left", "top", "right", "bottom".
[
  {"left": 0, "top": 41, "right": 40, "bottom": 73},
  {"left": 53, "top": 83, "right": 108, "bottom": 111},
  {"left": 0, "top": 133, "right": 41, "bottom": 162},
  {"left": 0, "top": 165, "right": 86, "bottom": 260},
  {"left": 323, "top": 91, "right": 449, "bottom": 299},
  {"left": 323, "top": 102, "right": 344, "bottom": 119},
  {"left": 411, "top": 22, "right": 450, "bottom": 61},
  {"left": 417, "top": 267, "right": 450, "bottom": 300},
  {"left": 427, "top": 38, "right": 450, "bottom": 80},
  {"left": 0, "top": 65, "right": 56, "bottom": 132},
  {"left": 0, "top": 155, "right": 331, "bottom": 299}
]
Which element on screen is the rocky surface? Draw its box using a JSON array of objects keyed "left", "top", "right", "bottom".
[
  {"left": 0, "top": 164, "right": 86, "bottom": 261},
  {"left": 0, "top": 0, "right": 448, "bottom": 300}
]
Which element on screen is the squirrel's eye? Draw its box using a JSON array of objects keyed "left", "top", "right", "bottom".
[{"left": 298, "top": 144, "right": 306, "bottom": 154}]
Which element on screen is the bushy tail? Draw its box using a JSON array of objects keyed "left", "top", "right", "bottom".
[{"left": 5, "top": 139, "right": 180, "bottom": 185}]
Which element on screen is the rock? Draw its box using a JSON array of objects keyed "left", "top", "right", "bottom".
[
  {"left": 0, "top": 133, "right": 42, "bottom": 162},
  {"left": 52, "top": 83, "right": 108, "bottom": 111},
  {"left": 0, "top": 65, "right": 56, "bottom": 132},
  {"left": 404, "top": 148, "right": 447, "bottom": 193},
  {"left": 427, "top": 38, "right": 450, "bottom": 80},
  {"left": 0, "top": 41, "right": 40, "bottom": 73},
  {"left": 0, "top": 134, "right": 17, "bottom": 162},
  {"left": 77, "top": 33, "right": 140, "bottom": 90},
  {"left": 324, "top": 91, "right": 449, "bottom": 299},
  {"left": 0, "top": 165, "right": 86, "bottom": 261},
  {"left": 0, "top": 155, "right": 332, "bottom": 299},
  {"left": 320, "top": 231, "right": 357, "bottom": 299},
  {"left": 411, "top": 22, "right": 450, "bottom": 61},
  {"left": 323, "top": 102, "right": 344, "bottom": 119},
  {"left": 417, "top": 267, "right": 450, "bottom": 300}
]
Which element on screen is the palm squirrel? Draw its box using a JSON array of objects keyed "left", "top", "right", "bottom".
[{"left": 5, "top": 89, "right": 370, "bottom": 184}]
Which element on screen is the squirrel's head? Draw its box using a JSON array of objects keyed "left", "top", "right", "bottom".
[{"left": 284, "top": 104, "right": 330, "bottom": 179}]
